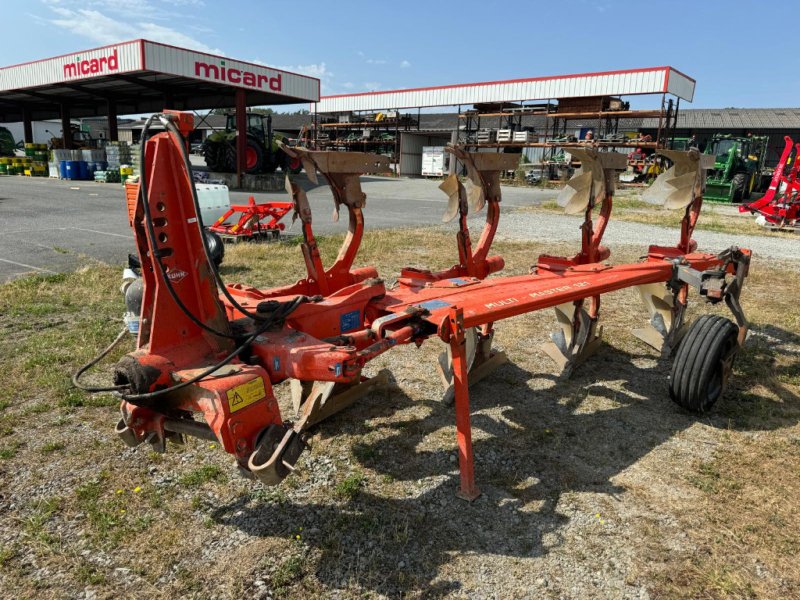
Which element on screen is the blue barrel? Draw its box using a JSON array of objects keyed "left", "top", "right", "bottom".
[
  {"left": 64, "top": 161, "right": 79, "bottom": 180},
  {"left": 59, "top": 160, "right": 69, "bottom": 179},
  {"left": 78, "top": 161, "right": 89, "bottom": 180},
  {"left": 96, "top": 160, "right": 108, "bottom": 171}
]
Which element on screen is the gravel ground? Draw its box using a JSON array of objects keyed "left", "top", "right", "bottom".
[{"left": 495, "top": 211, "right": 800, "bottom": 264}]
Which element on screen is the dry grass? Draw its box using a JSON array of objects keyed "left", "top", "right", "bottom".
[
  {"left": 0, "top": 228, "right": 798, "bottom": 598},
  {"left": 529, "top": 192, "right": 795, "bottom": 238}
]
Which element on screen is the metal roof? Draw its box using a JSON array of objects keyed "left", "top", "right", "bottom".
[
  {"left": 0, "top": 40, "right": 320, "bottom": 122},
  {"left": 641, "top": 108, "right": 800, "bottom": 130},
  {"left": 316, "top": 67, "right": 695, "bottom": 113}
]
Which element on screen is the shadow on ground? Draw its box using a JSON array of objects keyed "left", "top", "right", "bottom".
[{"left": 212, "top": 326, "right": 800, "bottom": 596}]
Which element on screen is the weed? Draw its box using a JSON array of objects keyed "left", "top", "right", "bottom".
[
  {"left": 41, "top": 441, "right": 65, "bottom": 454},
  {"left": 75, "top": 562, "right": 106, "bottom": 585},
  {"left": 0, "top": 441, "right": 22, "bottom": 460},
  {"left": 334, "top": 472, "right": 365, "bottom": 499},
  {"left": 273, "top": 555, "right": 304, "bottom": 589},
  {"left": 178, "top": 465, "right": 226, "bottom": 487}
]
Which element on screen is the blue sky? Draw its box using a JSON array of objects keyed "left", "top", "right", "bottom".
[{"left": 7, "top": 0, "right": 795, "bottom": 110}]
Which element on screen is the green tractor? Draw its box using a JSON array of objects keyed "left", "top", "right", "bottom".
[
  {"left": 0, "top": 127, "right": 18, "bottom": 157},
  {"left": 202, "top": 112, "right": 300, "bottom": 174},
  {"left": 704, "top": 134, "right": 768, "bottom": 203}
]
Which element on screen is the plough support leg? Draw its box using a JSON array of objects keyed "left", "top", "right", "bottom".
[
  {"left": 437, "top": 325, "right": 508, "bottom": 403},
  {"left": 449, "top": 307, "right": 480, "bottom": 501}
]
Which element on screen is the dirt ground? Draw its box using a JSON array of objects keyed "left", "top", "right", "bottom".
[{"left": 0, "top": 229, "right": 798, "bottom": 599}]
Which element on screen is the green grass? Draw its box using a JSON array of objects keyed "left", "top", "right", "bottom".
[
  {"left": 178, "top": 464, "right": 226, "bottom": 487},
  {"left": 334, "top": 472, "right": 365, "bottom": 500},
  {"left": 272, "top": 555, "right": 304, "bottom": 589},
  {"left": 40, "top": 441, "right": 65, "bottom": 454}
]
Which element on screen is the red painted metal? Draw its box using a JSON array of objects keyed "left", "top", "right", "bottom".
[
  {"left": 209, "top": 197, "right": 292, "bottom": 240},
  {"left": 740, "top": 136, "right": 800, "bottom": 229},
  {"left": 110, "top": 117, "right": 751, "bottom": 497},
  {"left": 449, "top": 307, "right": 480, "bottom": 501}
]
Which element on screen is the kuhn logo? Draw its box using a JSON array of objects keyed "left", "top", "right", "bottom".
[
  {"left": 194, "top": 60, "right": 282, "bottom": 91},
  {"left": 167, "top": 269, "right": 188, "bottom": 283},
  {"left": 63, "top": 49, "right": 119, "bottom": 78}
]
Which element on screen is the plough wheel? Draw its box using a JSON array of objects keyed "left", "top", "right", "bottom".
[{"left": 668, "top": 315, "right": 739, "bottom": 413}]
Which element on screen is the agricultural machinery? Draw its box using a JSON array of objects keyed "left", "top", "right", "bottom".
[
  {"left": 0, "top": 126, "right": 17, "bottom": 157},
  {"left": 704, "top": 134, "right": 768, "bottom": 203},
  {"left": 203, "top": 112, "right": 300, "bottom": 175},
  {"left": 76, "top": 112, "right": 751, "bottom": 501},
  {"left": 740, "top": 135, "right": 800, "bottom": 231}
]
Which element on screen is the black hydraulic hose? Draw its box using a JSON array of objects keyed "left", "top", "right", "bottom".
[
  {"left": 72, "top": 326, "right": 131, "bottom": 392},
  {"left": 118, "top": 295, "right": 305, "bottom": 403}
]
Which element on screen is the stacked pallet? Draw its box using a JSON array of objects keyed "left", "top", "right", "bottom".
[
  {"left": 106, "top": 142, "right": 131, "bottom": 168},
  {"left": 476, "top": 129, "right": 496, "bottom": 143},
  {"left": 513, "top": 131, "right": 536, "bottom": 143},
  {"left": 496, "top": 129, "right": 513, "bottom": 142}
]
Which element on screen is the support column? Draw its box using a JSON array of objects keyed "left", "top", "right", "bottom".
[
  {"left": 448, "top": 306, "right": 480, "bottom": 501},
  {"left": 107, "top": 99, "right": 118, "bottom": 142},
  {"left": 60, "top": 103, "right": 72, "bottom": 150},
  {"left": 22, "top": 106, "right": 33, "bottom": 144},
  {"left": 235, "top": 89, "right": 247, "bottom": 189}
]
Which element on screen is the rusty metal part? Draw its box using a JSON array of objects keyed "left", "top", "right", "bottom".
[
  {"left": 556, "top": 148, "right": 626, "bottom": 215},
  {"left": 642, "top": 149, "right": 714, "bottom": 210},
  {"left": 632, "top": 282, "right": 687, "bottom": 352}
]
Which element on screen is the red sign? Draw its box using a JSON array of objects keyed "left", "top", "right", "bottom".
[
  {"left": 194, "top": 60, "right": 281, "bottom": 92},
  {"left": 63, "top": 49, "right": 119, "bottom": 78}
]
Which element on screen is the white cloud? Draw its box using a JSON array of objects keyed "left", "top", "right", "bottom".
[
  {"left": 363, "top": 82, "right": 381, "bottom": 91},
  {"left": 45, "top": 3, "right": 223, "bottom": 54},
  {"left": 341, "top": 82, "right": 354, "bottom": 89},
  {"left": 400, "top": 60, "right": 411, "bottom": 68},
  {"left": 366, "top": 58, "right": 387, "bottom": 65}
]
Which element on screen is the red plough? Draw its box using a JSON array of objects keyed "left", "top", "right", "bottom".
[
  {"left": 81, "top": 113, "right": 751, "bottom": 501},
  {"left": 740, "top": 135, "right": 800, "bottom": 231},
  {"left": 209, "top": 196, "right": 293, "bottom": 241}
]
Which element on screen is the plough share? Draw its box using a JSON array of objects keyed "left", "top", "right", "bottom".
[{"left": 86, "top": 113, "right": 751, "bottom": 500}]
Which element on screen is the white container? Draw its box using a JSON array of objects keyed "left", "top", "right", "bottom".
[
  {"left": 496, "top": 129, "right": 513, "bottom": 142},
  {"left": 422, "top": 146, "right": 446, "bottom": 177},
  {"left": 195, "top": 183, "right": 231, "bottom": 225}
]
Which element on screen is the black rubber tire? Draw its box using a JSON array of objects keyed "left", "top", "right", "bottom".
[
  {"left": 731, "top": 173, "right": 747, "bottom": 203},
  {"left": 668, "top": 314, "right": 739, "bottom": 413},
  {"left": 221, "top": 137, "right": 264, "bottom": 174},
  {"left": 280, "top": 150, "right": 303, "bottom": 174},
  {"left": 203, "top": 142, "right": 228, "bottom": 172},
  {"left": 203, "top": 229, "right": 225, "bottom": 267}
]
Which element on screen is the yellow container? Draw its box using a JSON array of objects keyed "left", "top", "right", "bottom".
[
  {"left": 0, "top": 157, "right": 11, "bottom": 165},
  {"left": 24, "top": 168, "right": 32, "bottom": 176}
]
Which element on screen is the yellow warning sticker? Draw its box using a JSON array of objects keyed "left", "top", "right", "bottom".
[{"left": 227, "top": 377, "right": 266, "bottom": 413}]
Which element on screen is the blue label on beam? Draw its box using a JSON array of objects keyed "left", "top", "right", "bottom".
[
  {"left": 340, "top": 309, "right": 360, "bottom": 333},
  {"left": 414, "top": 299, "right": 451, "bottom": 311}
]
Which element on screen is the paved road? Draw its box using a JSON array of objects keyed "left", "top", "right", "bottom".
[{"left": 0, "top": 175, "right": 556, "bottom": 281}]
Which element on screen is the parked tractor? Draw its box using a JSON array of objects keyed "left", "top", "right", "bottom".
[
  {"left": 0, "top": 127, "right": 17, "bottom": 156},
  {"left": 202, "top": 113, "right": 300, "bottom": 175},
  {"left": 704, "top": 134, "right": 767, "bottom": 203}
]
